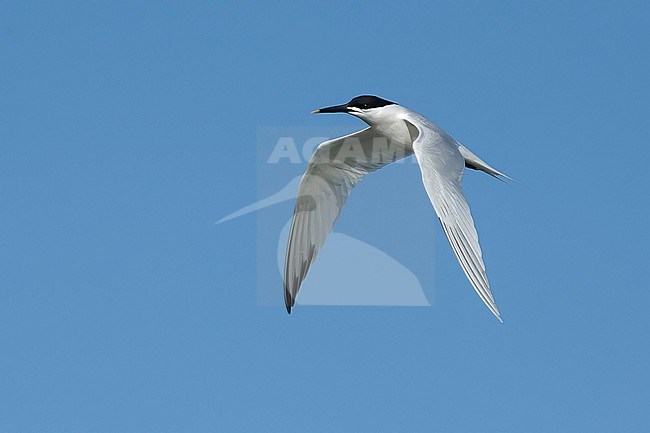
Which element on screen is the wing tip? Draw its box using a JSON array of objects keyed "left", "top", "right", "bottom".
[
  {"left": 284, "top": 287, "right": 294, "bottom": 315},
  {"left": 488, "top": 303, "right": 503, "bottom": 323}
]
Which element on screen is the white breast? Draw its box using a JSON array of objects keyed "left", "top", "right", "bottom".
[{"left": 363, "top": 105, "right": 416, "bottom": 146}]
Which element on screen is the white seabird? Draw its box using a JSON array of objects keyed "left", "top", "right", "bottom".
[{"left": 285, "top": 95, "right": 511, "bottom": 321}]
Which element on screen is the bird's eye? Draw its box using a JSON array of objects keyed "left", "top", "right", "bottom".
[{"left": 362, "top": 104, "right": 368, "bottom": 109}]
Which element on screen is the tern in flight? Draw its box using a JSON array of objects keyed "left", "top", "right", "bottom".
[{"left": 284, "top": 95, "right": 510, "bottom": 321}]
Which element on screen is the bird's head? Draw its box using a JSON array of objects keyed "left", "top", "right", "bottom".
[{"left": 312, "top": 95, "right": 398, "bottom": 124}]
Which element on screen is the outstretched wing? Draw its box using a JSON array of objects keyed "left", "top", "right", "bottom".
[
  {"left": 404, "top": 116, "right": 502, "bottom": 321},
  {"left": 284, "top": 127, "right": 412, "bottom": 312}
]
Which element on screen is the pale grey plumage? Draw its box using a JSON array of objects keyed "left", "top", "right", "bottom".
[
  {"left": 284, "top": 96, "right": 508, "bottom": 321},
  {"left": 283, "top": 127, "right": 412, "bottom": 312}
]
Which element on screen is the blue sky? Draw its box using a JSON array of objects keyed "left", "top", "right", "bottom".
[{"left": 1, "top": 1, "right": 649, "bottom": 432}]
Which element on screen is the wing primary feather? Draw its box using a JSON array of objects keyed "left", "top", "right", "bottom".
[
  {"left": 407, "top": 116, "right": 503, "bottom": 322},
  {"left": 283, "top": 127, "right": 413, "bottom": 312}
]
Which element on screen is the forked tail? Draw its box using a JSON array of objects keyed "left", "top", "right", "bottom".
[{"left": 458, "top": 144, "right": 515, "bottom": 182}]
